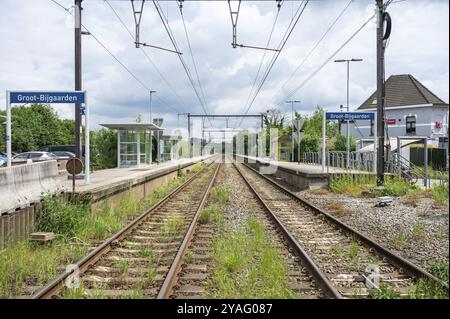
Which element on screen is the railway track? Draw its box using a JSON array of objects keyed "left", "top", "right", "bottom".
[
  {"left": 233, "top": 160, "right": 449, "bottom": 299},
  {"left": 31, "top": 155, "right": 448, "bottom": 299},
  {"left": 166, "top": 161, "right": 326, "bottom": 299},
  {"left": 32, "top": 158, "right": 220, "bottom": 299}
]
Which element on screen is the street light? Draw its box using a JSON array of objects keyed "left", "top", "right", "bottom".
[
  {"left": 334, "top": 58, "right": 363, "bottom": 169},
  {"left": 285, "top": 100, "right": 301, "bottom": 162},
  {"left": 149, "top": 90, "right": 156, "bottom": 164}
]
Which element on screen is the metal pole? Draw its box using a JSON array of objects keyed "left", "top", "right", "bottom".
[
  {"left": 291, "top": 101, "right": 294, "bottom": 162},
  {"left": 6, "top": 91, "right": 11, "bottom": 167},
  {"left": 149, "top": 90, "right": 155, "bottom": 164},
  {"left": 260, "top": 114, "right": 264, "bottom": 158},
  {"left": 346, "top": 60, "right": 350, "bottom": 170},
  {"left": 373, "top": 112, "right": 377, "bottom": 174},
  {"left": 84, "top": 92, "right": 90, "bottom": 184},
  {"left": 322, "top": 111, "right": 326, "bottom": 172},
  {"left": 376, "top": 0, "right": 385, "bottom": 185},
  {"left": 187, "top": 113, "right": 192, "bottom": 158},
  {"left": 137, "top": 128, "right": 141, "bottom": 167},
  {"left": 75, "top": 0, "right": 82, "bottom": 159},
  {"left": 117, "top": 128, "right": 121, "bottom": 168},
  {"left": 424, "top": 138, "right": 428, "bottom": 188}
]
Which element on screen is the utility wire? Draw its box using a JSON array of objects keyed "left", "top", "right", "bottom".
[
  {"left": 269, "top": 0, "right": 353, "bottom": 106},
  {"left": 50, "top": 0, "right": 179, "bottom": 113},
  {"left": 240, "top": 7, "right": 281, "bottom": 127},
  {"left": 282, "top": 13, "right": 376, "bottom": 103},
  {"left": 179, "top": 7, "right": 209, "bottom": 117},
  {"left": 104, "top": 0, "right": 185, "bottom": 111},
  {"left": 239, "top": 0, "right": 309, "bottom": 126},
  {"left": 153, "top": 0, "right": 213, "bottom": 127}
]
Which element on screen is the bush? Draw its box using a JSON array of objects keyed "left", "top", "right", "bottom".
[
  {"left": 38, "top": 196, "right": 89, "bottom": 239},
  {"left": 374, "top": 177, "right": 418, "bottom": 197}
]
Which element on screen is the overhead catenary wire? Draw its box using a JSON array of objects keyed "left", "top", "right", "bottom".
[
  {"left": 152, "top": 0, "right": 213, "bottom": 127},
  {"left": 240, "top": 7, "right": 281, "bottom": 127},
  {"left": 281, "top": 12, "right": 376, "bottom": 103},
  {"left": 50, "top": 0, "right": 180, "bottom": 114},
  {"left": 238, "top": 0, "right": 309, "bottom": 126},
  {"left": 104, "top": 0, "right": 186, "bottom": 111},
  {"left": 268, "top": 0, "right": 353, "bottom": 107},
  {"left": 179, "top": 6, "right": 210, "bottom": 119}
]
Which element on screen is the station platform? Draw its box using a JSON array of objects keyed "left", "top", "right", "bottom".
[
  {"left": 240, "top": 155, "right": 371, "bottom": 175},
  {"left": 236, "top": 155, "right": 372, "bottom": 189},
  {"left": 63, "top": 155, "right": 215, "bottom": 202}
]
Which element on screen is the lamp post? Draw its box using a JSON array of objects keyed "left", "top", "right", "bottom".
[
  {"left": 286, "top": 100, "right": 300, "bottom": 162},
  {"left": 334, "top": 58, "right": 363, "bottom": 169},
  {"left": 149, "top": 90, "right": 156, "bottom": 164}
]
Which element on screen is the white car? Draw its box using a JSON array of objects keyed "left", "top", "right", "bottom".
[{"left": 12, "top": 151, "right": 57, "bottom": 164}]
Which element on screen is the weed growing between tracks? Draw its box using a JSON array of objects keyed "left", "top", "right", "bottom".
[
  {"left": 209, "top": 217, "right": 295, "bottom": 299},
  {"left": 0, "top": 166, "right": 200, "bottom": 298}
]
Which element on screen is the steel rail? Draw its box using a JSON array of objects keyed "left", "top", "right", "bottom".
[
  {"left": 157, "top": 162, "right": 221, "bottom": 299},
  {"left": 232, "top": 160, "right": 343, "bottom": 299},
  {"left": 240, "top": 159, "right": 449, "bottom": 293},
  {"left": 32, "top": 158, "right": 218, "bottom": 299}
]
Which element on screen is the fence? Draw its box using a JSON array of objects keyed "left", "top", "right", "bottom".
[{"left": 303, "top": 151, "right": 375, "bottom": 172}]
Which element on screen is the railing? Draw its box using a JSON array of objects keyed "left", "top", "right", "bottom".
[
  {"left": 386, "top": 153, "right": 448, "bottom": 187},
  {"left": 303, "top": 151, "right": 375, "bottom": 172}
]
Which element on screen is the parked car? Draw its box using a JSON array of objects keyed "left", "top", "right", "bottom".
[
  {"left": 50, "top": 151, "right": 76, "bottom": 158},
  {"left": 39, "top": 145, "right": 85, "bottom": 157},
  {"left": 0, "top": 154, "right": 5, "bottom": 167},
  {"left": 12, "top": 151, "right": 57, "bottom": 164}
]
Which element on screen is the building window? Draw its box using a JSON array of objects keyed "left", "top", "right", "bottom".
[{"left": 406, "top": 116, "right": 416, "bottom": 135}]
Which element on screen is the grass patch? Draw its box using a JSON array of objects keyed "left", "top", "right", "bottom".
[
  {"left": 370, "top": 284, "right": 401, "bottom": 299},
  {"left": 63, "top": 283, "right": 85, "bottom": 299},
  {"left": 408, "top": 278, "right": 448, "bottom": 299},
  {"left": 390, "top": 231, "right": 408, "bottom": 250},
  {"left": 326, "top": 200, "right": 352, "bottom": 217},
  {"left": 0, "top": 240, "right": 87, "bottom": 298},
  {"left": 412, "top": 222, "right": 427, "bottom": 241},
  {"left": 309, "top": 188, "right": 329, "bottom": 196},
  {"left": 208, "top": 217, "right": 295, "bottom": 299},
  {"left": 0, "top": 168, "right": 194, "bottom": 298},
  {"left": 430, "top": 183, "right": 449, "bottom": 206},
  {"left": 427, "top": 262, "right": 449, "bottom": 282},
  {"left": 374, "top": 177, "right": 418, "bottom": 197},
  {"left": 210, "top": 186, "right": 230, "bottom": 204},
  {"left": 157, "top": 215, "right": 184, "bottom": 242},
  {"left": 330, "top": 174, "right": 418, "bottom": 198},
  {"left": 184, "top": 250, "right": 194, "bottom": 264}
]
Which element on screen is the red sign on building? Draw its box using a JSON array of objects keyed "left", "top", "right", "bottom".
[{"left": 386, "top": 119, "right": 396, "bottom": 125}]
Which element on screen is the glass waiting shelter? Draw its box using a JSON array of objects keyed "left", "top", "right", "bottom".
[{"left": 100, "top": 123, "right": 163, "bottom": 168}]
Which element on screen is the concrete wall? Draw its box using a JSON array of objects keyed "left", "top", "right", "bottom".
[
  {"left": 0, "top": 160, "right": 62, "bottom": 215},
  {"left": 0, "top": 203, "right": 43, "bottom": 249}
]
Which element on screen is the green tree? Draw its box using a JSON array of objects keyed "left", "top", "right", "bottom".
[
  {"left": 91, "top": 129, "right": 117, "bottom": 170},
  {"left": 0, "top": 104, "right": 75, "bottom": 153},
  {"left": 331, "top": 133, "right": 356, "bottom": 152}
]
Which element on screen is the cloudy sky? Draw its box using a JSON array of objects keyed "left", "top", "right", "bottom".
[{"left": 0, "top": 0, "right": 448, "bottom": 139}]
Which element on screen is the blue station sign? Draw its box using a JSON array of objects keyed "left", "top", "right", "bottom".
[
  {"left": 9, "top": 91, "right": 85, "bottom": 104},
  {"left": 326, "top": 112, "right": 374, "bottom": 121}
]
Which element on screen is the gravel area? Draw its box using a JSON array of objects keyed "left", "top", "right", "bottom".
[{"left": 298, "top": 189, "right": 449, "bottom": 270}]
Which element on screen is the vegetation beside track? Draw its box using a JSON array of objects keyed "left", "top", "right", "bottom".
[
  {"left": 329, "top": 174, "right": 448, "bottom": 206},
  {"left": 200, "top": 176, "right": 295, "bottom": 299},
  {"left": 0, "top": 166, "right": 199, "bottom": 298}
]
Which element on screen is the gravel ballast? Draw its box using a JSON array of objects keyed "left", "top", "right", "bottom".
[{"left": 299, "top": 189, "right": 449, "bottom": 270}]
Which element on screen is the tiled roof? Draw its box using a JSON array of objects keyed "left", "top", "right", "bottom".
[{"left": 358, "top": 74, "right": 448, "bottom": 110}]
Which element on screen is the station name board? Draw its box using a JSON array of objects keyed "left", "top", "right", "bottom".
[
  {"left": 9, "top": 91, "right": 85, "bottom": 104},
  {"left": 326, "top": 112, "right": 374, "bottom": 121}
]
